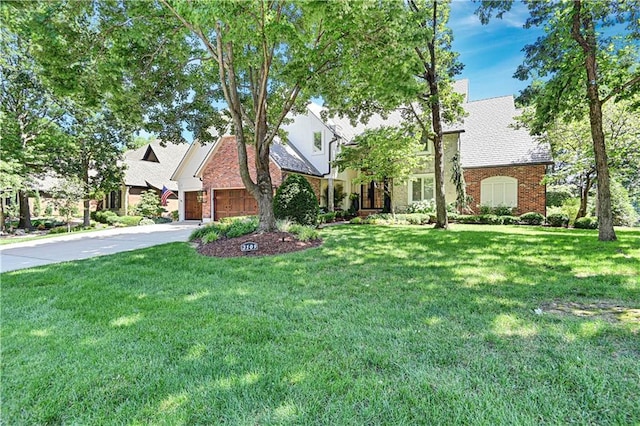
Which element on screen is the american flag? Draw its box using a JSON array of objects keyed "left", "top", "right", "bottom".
[{"left": 161, "top": 185, "right": 176, "bottom": 206}]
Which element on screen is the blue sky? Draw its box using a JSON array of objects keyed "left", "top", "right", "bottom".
[{"left": 449, "top": 1, "right": 543, "bottom": 101}]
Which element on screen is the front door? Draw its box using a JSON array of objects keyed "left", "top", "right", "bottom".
[{"left": 185, "top": 191, "right": 203, "bottom": 220}]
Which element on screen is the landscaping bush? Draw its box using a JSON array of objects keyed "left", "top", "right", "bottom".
[
  {"left": 318, "top": 212, "right": 337, "bottom": 224},
  {"left": 49, "top": 226, "right": 69, "bottom": 234},
  {"left": 547, "top": 213, "right": 569, "bottom": 227},
  {"left": 189, "top": 216, "right": 258, "bottom": 241},
  {"left": 289, "top": 224, "right": 320, "bottom": 241},
  {"left": 112, "top": 215, "right": 144, "bottom": 227},
  {"left": 457, "top": 215, "right": 480, "bottom": 224},
  {"left": 478, "top": 214, "right": 501, "bottom": 225},
  {"left": 201, "top": 231, "right": 219, "bottom": 244},
  {"left": 276, "top": 219, "right": 294, "bottom": 233},
  {"left": 225, "top": 216, "right": 259, "bottom": 238},
  {"left": 519, "top": 212, "right": 545, "bottom": 225},
  {"left": 350, "top": 217, "right": 362, "bottom": 224},
  {"left": 92, "top": 210, "right": 118, "bottom": 224},
  {"left": 547, "top": 185, "right": 575, "bottom": 207},
  {"left": 501, "top": 215, "right": 520, "bottom": 225},
  {"left": 274, "top": 174, "right": 319, "bottom": 226},
  {"left": 492, "top": 205, "right": 516, "bottom": 216},
  {"left": 171, "top": 210, "right": 179, "bottom": 221},
  {"left": 152, "top": 217, "right": 172, "bottom": 224},
  {"left": 139, "top": 218, "right": 155, "bottom": 226},
  {"left": 574, "top": 216, "right": 598, "bottom": 229},
  {"left": 134, "top": 190, "right": 165, "bottom": 218},
  {"left": 407, "top": 200, "right": 435, "bottom": 214}
]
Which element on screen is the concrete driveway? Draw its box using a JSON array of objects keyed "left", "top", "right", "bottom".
[{"left": 0, "top": 222, "right": 200, "bottom": 273}]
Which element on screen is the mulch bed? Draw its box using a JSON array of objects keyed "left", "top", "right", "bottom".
[{"left": 197, "top": 231, "right": 322, "bottom": 258}]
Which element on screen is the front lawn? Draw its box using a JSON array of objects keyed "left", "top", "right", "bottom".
[{"left": 2, "top": 225, "right": 639, "bottom": 424}]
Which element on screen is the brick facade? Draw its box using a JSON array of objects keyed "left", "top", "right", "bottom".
[
  {"left": 464, "top": 164, "right": 547, "bottom": 216},
  {"left": 199, "top": 136, "right": 322, "bottom": 219}
]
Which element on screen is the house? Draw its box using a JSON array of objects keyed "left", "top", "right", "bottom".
[
  {"left": 172, "top": 136, "right": 322, "bottom": 222},
  {"left": 171, "top": 80, "right": 552, "bottom": 220},
  {"left": 105, "top": 141, "right": 188, "bottom": 215}
]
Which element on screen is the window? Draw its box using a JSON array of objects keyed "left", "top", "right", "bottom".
[
  {"left": 480, "top": 176, "right": 517, "bottom": 207},
  {"left": 312, "top": 131, "right": 322, "bottom": 153},
  {"left": 408, "top": 175, "right": 434, "bottom": 203}
]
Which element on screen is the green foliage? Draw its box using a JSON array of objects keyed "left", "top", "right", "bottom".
[
  {"left": 350, "top": 217, "right": 362, "bottom": 225},
  {"left": 201, "top": 231, "right": 219, "bottom": 244},
  {"left": 134, "top": 190, "right": 164, "bottom": 218},
  {"left": 519, "top": 212, "right": 545, "bottom": 226},
  {"left": 92, "top": 210, "right": 118, "bottom": 224},
  {"left": 171, "top": 210, "right": 179, "bottom": 221},
  {"left": 318, "top": 212, "right": 337, "bottom": 224},
  {"left": 574, "top": 217, "right": 599, "bottom": 229},
  {"left": 546, "top": 185, "right": 575, "bottom": 208},
  {"left": 322, "top": 184, "right": 346, "bottom": 209},
  {"left": 139, "top": 218, "right": 155, "bottom": 226},
  {"left": 289, "top": 224, "right": 320, "bottom": 242},
  {"left": 112, "top": 216, "right": 143, "bottom": 227},
  {"left": 189, "top": 216, "right": 258, "bottom": 242},
  {"left": 609, "top": 179, "right": 638, "bottom": 227},
  {"left": 274, "top": 174, "right": 319, "bottom": 226},
  {"left": 500, "top": 216, "right": 520, "bottom": 225},
  {"left": 407, "top": 200, "right": 436, "bottom": 214},
  {"left": 547, "top": 213, "right": 569, "bottom": 228}
]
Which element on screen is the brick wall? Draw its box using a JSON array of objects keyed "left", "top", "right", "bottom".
[{"left": 464, "top": 164, "right": 547, "bottom": 216}]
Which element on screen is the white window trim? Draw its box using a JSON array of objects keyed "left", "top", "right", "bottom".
[
  {"left": 312, "top": 130, "right": 324, "bottom": 155},
  {"left": 480, "top": 176, "right": 518, "bottom": 208},
  {"left": 408, "top": 173, "right": 435, "bottom": 204}
]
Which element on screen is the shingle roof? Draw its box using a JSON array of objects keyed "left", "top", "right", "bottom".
[
  {"left": 123, "top": 141, "right": 189, "bottom": 191},
  {"left": 270, "top": 139, "right": 322, "bottom": 176},
  {"left": 459, "top": 96, "right": 553, "bottom": 168}
]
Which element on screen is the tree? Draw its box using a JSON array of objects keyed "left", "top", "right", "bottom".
[
  {"left": 50, "top": 178, "right": 83, "bottom": 232},
  {"left": 324, "top": 0, "right": 464, "bottom": 228},
  {"left": 134, "top": 190, "right": 164, "bottom": 218},
  {"left": 406, "top": 0, "right": 465, "bottom": 229},
  {"left": 87, "top": 1, "right": 409, "bottom": 232},
  {"left": 536, "top": 99, "right": 640, "bottom": 221},
  {"left": 477, "top": 0, "right": 640, "bottom": 241},
  {"left": 334, "top": 126, "right": 421, "bottom": 214},
  {"left": 0, "top": 8, "right": 70, "bottom": 230}
]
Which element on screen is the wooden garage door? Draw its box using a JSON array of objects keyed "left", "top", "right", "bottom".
[
  {"left": 214, "top": 189, "right": 258, "bottom": 221},
  {"left": 185, "top": 191, "right": 203, "bottom": 220}
]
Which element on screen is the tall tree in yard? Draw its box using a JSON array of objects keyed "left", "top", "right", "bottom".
[
  {"left": 0, "top": 13, "right": 69, "bottom": 229},
  {"left": 85, "top": 1, "right": 407, "bottom": 232},
  {"left": 477, "top": 0, "right": 640, "bottom": 241}
]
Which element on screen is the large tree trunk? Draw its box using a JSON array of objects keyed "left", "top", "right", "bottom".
[
  {"left": 427, "top": 1, "right": 447, "bottom": 230},
  {"left": 18, "top": 190, "right": 32, "bottom": 230},
  {"left": 83, "top": 199, "right": 91, "bottom": 227},
  {"left": 571, "top": 1, "right": 616, "bottom": 241},
  {"left": 576, "top": 173, "right": 592, "bottom": 220}
]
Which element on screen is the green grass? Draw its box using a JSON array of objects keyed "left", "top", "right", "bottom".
[{"left": 2, "top": 224, "right": 639, "bottom": 425}]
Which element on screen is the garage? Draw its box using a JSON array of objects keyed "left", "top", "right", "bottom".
[
  {"left": 214, "top": 189, "right": 258, "bottom": 221},
  {"left": 184, "top": 191, "right": 203, "bottom": 220}
]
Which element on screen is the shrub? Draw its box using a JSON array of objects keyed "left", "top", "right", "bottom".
[
  {"left": 152, "top": 217, "right": 172, "bottom": 224},
  {"left": 202, "top": 231, "right": 220, "bottom": 244},
  {"left": 134, "top": 190, "right": 165, "bottom": 218},
  {"left": 407, "top": 200, "right": 436, "bottom": 214},
  {"left": 547, "top": 185, "right": 575, "bottom": 207},
  {"left": 171, "top": 210, "right": 179, "bottom": 221},
  {"left": 547, "top": 213, "right": 569, "bottom": 227},
  {"left": 457, "top": 215, "right": 480, "bottom": 224},
  {"left": 189, "top": 224, "right": 217, "bottom": 242},
  {"left": 274, "top": 174, "right": 319, "bottom": 226},
  {"left": 93, "top": 210, "right": 118, "bottom": 224},
  {"left": 350, "top": 217, "right": 362, "bottom": 224},
  {"left": 111, "top": 215, "right": 143, "bottom": 226},
  {"left": 574, "top": 216, "right": 598, "bottom": 229},
  {"left": 290, "top": 224, "right": 320, "bottom": 241},
  {"left": 477, "top": 214, "right": 500, "bottom": 225},
  {"left": 276, "top": 219, "right": 294, "bottom": 233},
  {"left": 225, "top": 216, "right": 259, "bottom": 238},
  {"left": 49, "top": 226, "right": 69, "bottom": 234},
  {"left": 492, "top": 205, "right": 516, "bottom": 216},
  {"left": 479, "top": 205, "right": 493, "bottom": 215},
  {"left": 139, "top": 218, "right": 155, "bottom": 226},
  {"left": 501, "top": 215, "right": 520, "bottom": 225},
  {"left": 609, "top": 178, "right": 638, "bottom": 226},
  {"left": 519, "top": 212, "right": 545, "bottom": 225},
  {"left": 318, "top": 212, "right": 336, "bottom": 224}
]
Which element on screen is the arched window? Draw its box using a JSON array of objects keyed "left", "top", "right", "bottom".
[{"left": 480, "top": 176, "right": 517, "bottom": 207}]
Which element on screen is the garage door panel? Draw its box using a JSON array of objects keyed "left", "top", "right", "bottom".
[{"left": 214, "top": 189, "right": 258, "bottom": 221}]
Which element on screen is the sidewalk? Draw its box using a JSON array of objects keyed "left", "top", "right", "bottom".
[{"left": 0, "top": 222, "right": 199, "bottom": 273}]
